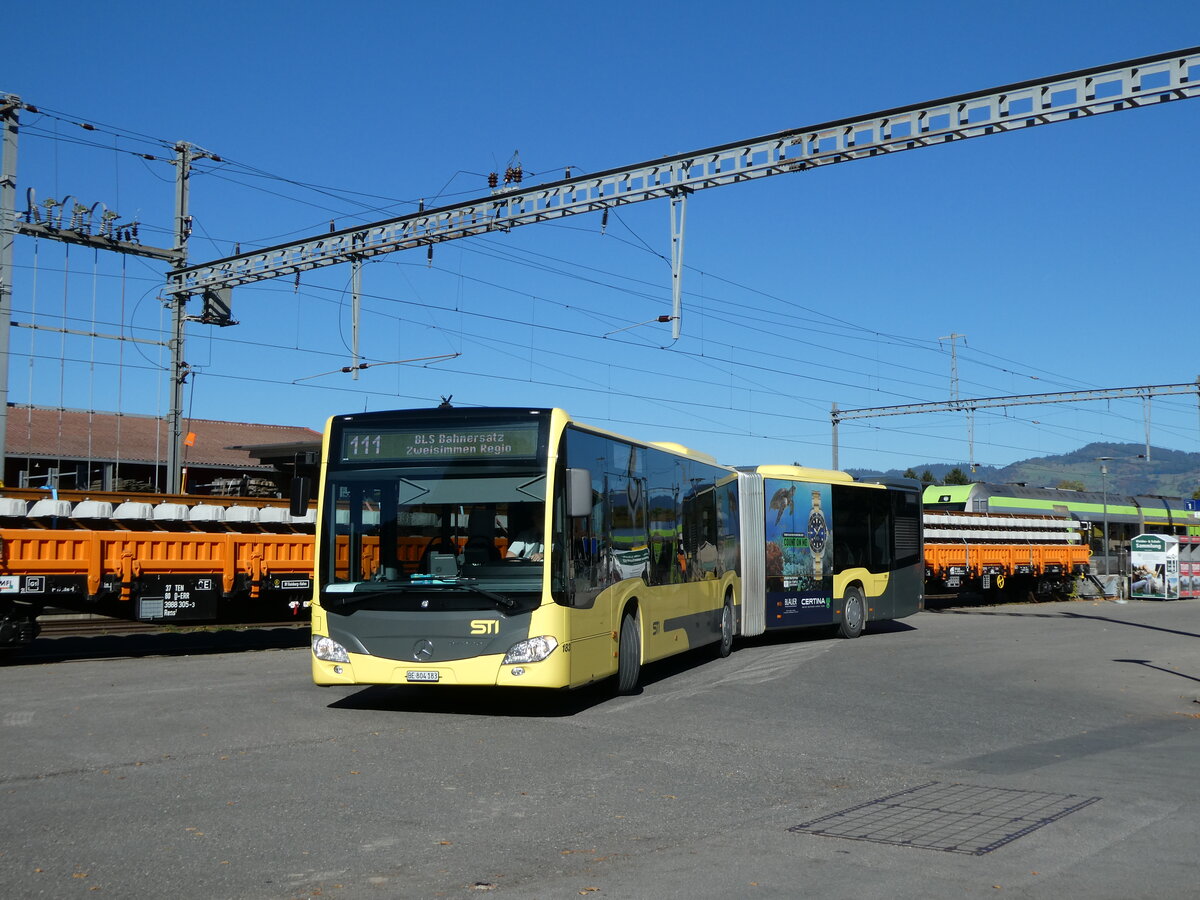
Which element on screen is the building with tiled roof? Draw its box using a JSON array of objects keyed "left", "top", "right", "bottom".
[{"left": 5, "top": 406, "right": 321, "bottom": 495}]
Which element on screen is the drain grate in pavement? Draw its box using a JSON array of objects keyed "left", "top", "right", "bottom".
[{"left": 789, "top": 781, "right": 1100, "bottom": 855}]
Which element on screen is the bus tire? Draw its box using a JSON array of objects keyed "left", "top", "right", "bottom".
[
  {"left": 716, "top": 598, "right": 734, "bottom": 658},
  {"left": 617, "top": 610, "right": 641, "bottom": 694},
  {"left": 837, "top": 587, "right": 865, "bottom": 639}
]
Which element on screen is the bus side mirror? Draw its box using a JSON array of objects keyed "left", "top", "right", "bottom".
[
  {"left": 290, "top": 476, "right": 312, "bottom": 517},
  {"left": 565, "top": 468, "right": 593, "bottom": 518}
]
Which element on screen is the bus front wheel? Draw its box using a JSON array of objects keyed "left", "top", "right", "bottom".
[
  {"left": 617, "top": 611, "right": 642, "bottom": 694},
  {"left": 837, "top": 587, "right": 865, "bottom": 639}
]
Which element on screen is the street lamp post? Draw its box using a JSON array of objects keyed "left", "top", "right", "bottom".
[
  {"left": 1098, "top": 460, "right": 1111, "bottom": 576},
  {"left": 1093, "top": 454, "right": 1146, "bottom": 590}
]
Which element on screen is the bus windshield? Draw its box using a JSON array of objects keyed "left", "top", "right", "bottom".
[{"left": 323, "top": 467, "right": 548, "bottom": 596}]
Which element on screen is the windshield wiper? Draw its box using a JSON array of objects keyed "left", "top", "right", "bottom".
[
  {"left": 454, "top": 581, "right": 517, "bottom": 610},
  {"left": 409, "top": 576, "right": 516, "bottom": 609}
]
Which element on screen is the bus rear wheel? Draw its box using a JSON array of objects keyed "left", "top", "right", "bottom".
[
  {"left": 837, "top": 587, "right": 865, "bottom": 639},
  {"left": 617, "top": 610, "right": 641, "bottom": 694},
  {"left": 716, "top": 599, "right": 734, "bottom": 658}
]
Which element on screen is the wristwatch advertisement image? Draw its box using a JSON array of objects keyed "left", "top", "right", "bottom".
[{"left": 807, "top": 489, "right": 828, "bottom": 579}]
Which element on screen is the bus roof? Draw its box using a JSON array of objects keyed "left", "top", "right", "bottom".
[
  {"left": 647, "top": 441, "right": 719, "bottom": 465},
  {"left": 755, "top": 464, "right": 857, "bottom": 484}
]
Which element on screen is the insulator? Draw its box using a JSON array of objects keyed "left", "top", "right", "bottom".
[{"left": 488, "top": 172, "right": 499, "bottom": 188}]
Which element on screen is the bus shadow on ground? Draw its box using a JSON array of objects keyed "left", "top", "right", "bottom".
[
  {"left": 3, "top": 626, "right": 310, "bottom": 665},
  {"left": 327, "top": 681, "right": 618, "bottom": 717},
  {"left": 328, "top": 641, "right": 748, "bottom": 717},
  {"left": 328, "top": 622, "right": 919, "bottom": 717},
  {"left": 731, "top": 619, "right": 917, "bottom": 649}
]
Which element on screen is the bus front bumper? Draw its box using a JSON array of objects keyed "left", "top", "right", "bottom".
[{"left": 312, "top": 646, "right": 569, "bottom": 688}]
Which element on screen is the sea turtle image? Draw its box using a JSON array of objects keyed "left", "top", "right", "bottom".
[{"left": 769, "top": 484, "right": 796, "bottom": 525}]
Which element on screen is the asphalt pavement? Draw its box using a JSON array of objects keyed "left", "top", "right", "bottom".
[{"left": 1, "top": 599, "right": 1197, "bottom": 899}]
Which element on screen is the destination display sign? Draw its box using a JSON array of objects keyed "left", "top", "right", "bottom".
[{"left": 340, "top": 422, "right": 542, "bottom": 463}]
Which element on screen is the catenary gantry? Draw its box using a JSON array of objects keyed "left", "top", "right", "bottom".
[{"left": 3, "top": 48, "right": 1199, "bottom": 492}]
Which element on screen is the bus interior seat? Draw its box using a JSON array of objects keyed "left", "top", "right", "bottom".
[{"left": 463, "top": 507, "right": 501, "bottom": 564}]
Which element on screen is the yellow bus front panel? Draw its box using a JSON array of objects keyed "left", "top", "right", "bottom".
[{"left": 312, "top": 600, "right": 576, "bottom": 689}]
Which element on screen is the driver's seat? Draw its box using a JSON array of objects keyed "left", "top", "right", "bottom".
[{"left": 463, "top": 508, "right": 501, "bottom": 565}]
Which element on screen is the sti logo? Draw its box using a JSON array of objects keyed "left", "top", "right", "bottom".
[{"left": 470, "top": 619, "right": 499, "bottom": 635}]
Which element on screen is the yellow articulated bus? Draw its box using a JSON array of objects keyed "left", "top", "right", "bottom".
[{"left": 309, "top": 407, "right": 922, "bottom": 693}]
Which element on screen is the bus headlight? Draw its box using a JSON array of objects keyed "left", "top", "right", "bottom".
[
  {"left": 502, "top": 636, "right": 558, "bottom": 665},
  {"left": 312, "top": 634, "right": 350, "bottom": 663}
]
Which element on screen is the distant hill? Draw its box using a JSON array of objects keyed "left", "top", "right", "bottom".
[{"left": 848, "top": 442, "right": 1200, "bottom": 497}]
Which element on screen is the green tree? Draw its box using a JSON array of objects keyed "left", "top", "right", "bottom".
[
  {"left": 902, "top": 468, "right": 918, "bottom": 480},
  {"left": 920, "top": 470, "right": 935, "bottom": 484},
  {"left": 944, "top": 467, "right": 971, "bottom": 485},
  {"left": 1057, "top": 479, "right": 1086, "bottom": 491}
]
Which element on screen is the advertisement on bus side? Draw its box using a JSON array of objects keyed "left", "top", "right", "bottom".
[{"left": 763, "top": 479, "right": 833, "bottom": 627}]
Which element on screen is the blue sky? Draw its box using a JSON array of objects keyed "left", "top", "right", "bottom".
[{"left": 4, "top": 1, "right": 1199, "bottom": 484}]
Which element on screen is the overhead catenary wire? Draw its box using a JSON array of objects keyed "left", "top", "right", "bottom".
[
  {"left": 9, "top": 229, "right": 1171, "bottom": 460},
  {"left": 7, "top": 105, "right": 1153, "bottom": 406},
  {"left": 293, "top": 353, "right": 461, "bottom": 383},
  {"left": 6, "top": 90, "right": 1177, "bottom": 407},
  {"left": 10, "top": 239, "right": 1190, "bottom": 425},
  {"left": 16, "top": 220, "right": 1171, "bottom": 427},
  {"left": 15, "top": 324, "right": 1166, "bottom": 468},
  {"left": 42, "top": 271, "right": 1176, "bottom": 453},
  {"left": 9, "top": 99, "right": 1194, "bottom": 471}
]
